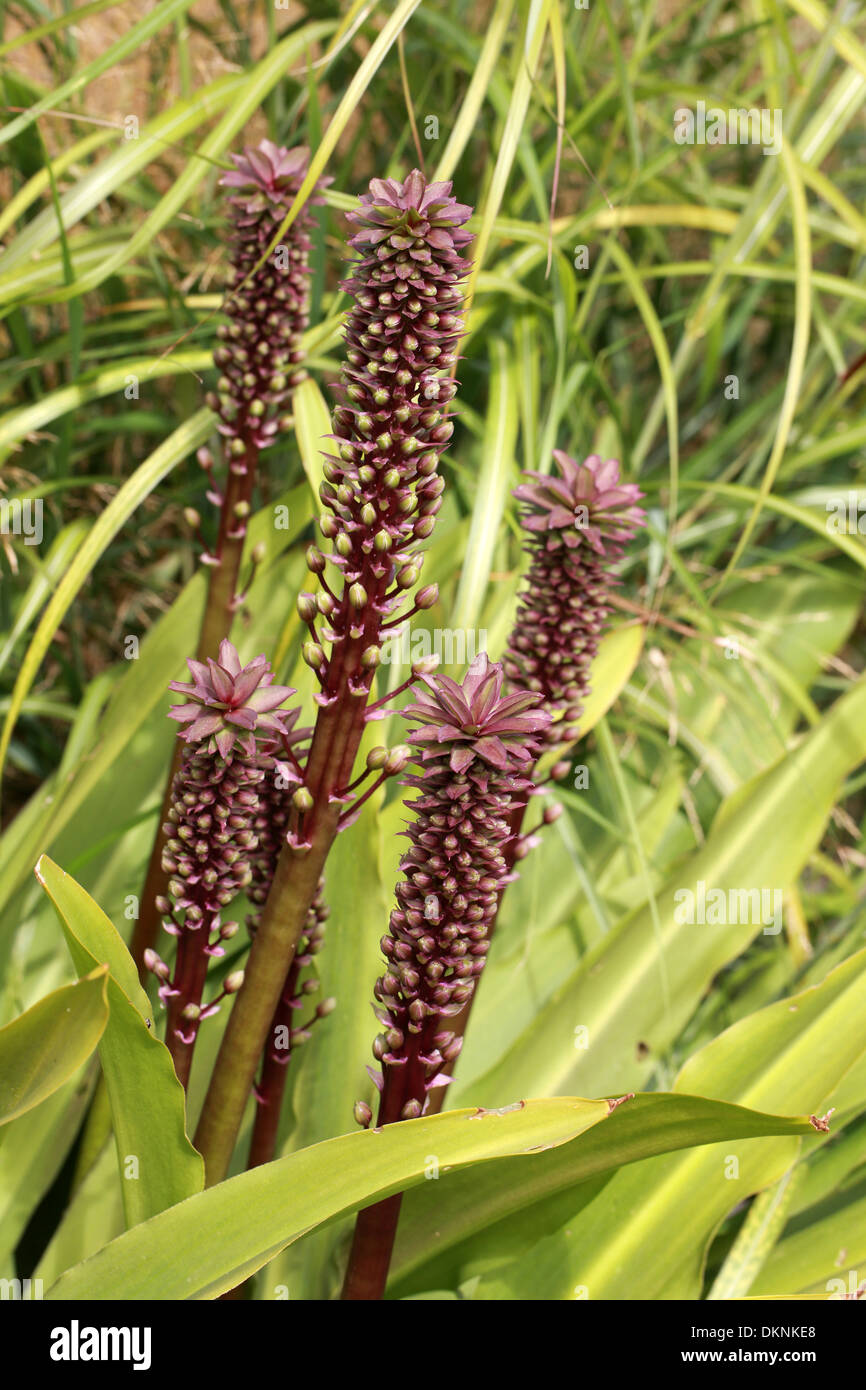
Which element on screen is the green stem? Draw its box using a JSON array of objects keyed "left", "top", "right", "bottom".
[{"left": 194, "top": 687, "right": 367, "bottom": 1183}]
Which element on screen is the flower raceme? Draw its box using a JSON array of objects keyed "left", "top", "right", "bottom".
[
  {"left": 417, "top": 453, "right": 645, "bottom": 1127},
  {"left": 299, "top": 170, "right": 473, "bottom": 715},
  {"left": 132, "top": 142, "right": 322, "bottom": 980},
  {"left": 504, "top": 450, "right": 646, "bottom": 746},
  {"left": 369, "top": 655, "right": 550, "bottom": 1123},
  {"left": 342, "top": 656, "right": 549, "bottom": 1300},
  {"left": 145, "top": 640, "right": 294, "bottom": 1088},
  {"left": 208, "top": 141, "right": 319, "bottom": 457}
]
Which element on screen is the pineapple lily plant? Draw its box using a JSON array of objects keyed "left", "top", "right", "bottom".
[{"left": 3, "top": 3, "right": 866, "bottom": 1320}]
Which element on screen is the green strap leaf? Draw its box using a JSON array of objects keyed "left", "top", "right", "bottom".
[
  {"left": 390, "top": 1093, "right": 821, "bottom": 1295},
  {"left": 36, "top": 857, "right": 204, "bottom": 1226},
  {"left": 47, "top": 1098, "right": 612, "bottom": 1300},
  {"left": 0, "top": 969, "right": 108, "bottom": 1126},
  {"left": 0, "top": 0, "right": 197, "bottom": 150},
  {"left": 0, "top": 408, "right": 213, "bottom": 795}
]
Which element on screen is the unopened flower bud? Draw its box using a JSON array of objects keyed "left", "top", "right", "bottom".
[
  {"left": 396, "top": 564, "right": 419, "bottom": 589},
  {"left": 384, "top": 744, "right": 412, "bottom": 775},
  {"left": 302, "top": 640, "right": 325, "bottom": 669},
  {"left": 415, "top": 584, "right": 438, "bottom": 610}
]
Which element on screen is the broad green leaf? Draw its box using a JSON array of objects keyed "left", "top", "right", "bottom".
[
  {"left": 473, "top": 946, "right": 866, "bottom": 1300},
  {"left": 389, "top": 1093, "right": 821, "bottom": 1296},
  {"left": 788, "top": 1113, "right": 866, "bottom": 1216},
  {"left": 0, "top": 969, "right": 107, "bottom": 1125},
  {"left": 36, "top": 1140, "right": 125, "bottom": 1289},
  {"left": 572, "top": 622, "right": 646, "bottom": 740},
  {"left": 0, "top": 1066, "right": 96, "bottom": 1267},
  {"left": 35, "top": 857, "right": 204, "bottom": 1226},
  {"left": 48, "top": 1097, "right": 612, "bottom": 1300},
  {"left": 707, "top": 1165, "right": 804, "bottom": 1300}
]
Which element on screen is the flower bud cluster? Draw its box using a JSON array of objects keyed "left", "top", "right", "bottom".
[
  {"left": 207, "top": 141, "right": 322, "bottom": 453},
  {"left": 368, "top": 655, "right": 550, "bottom": 1120},
  {"left": 305, "top": 171, "right": 473, "bottom": 706},
  {"left": 146, "top": 640, "right": 294, "bottom": 1077},
  {"left": 504, "top": 451, "right": 645, "bottom": 745}
]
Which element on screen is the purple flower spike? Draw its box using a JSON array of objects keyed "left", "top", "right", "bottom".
[
  {"left": 305, "top": 170, "right": 473, "bottom": 704},
  {"left": 369, "top": 656, "right": 550, "bottom": 1123},
  {"left": 207, "top": 142, "right": 325, "bottom": 453},
  {"left": 152, "top": 641, "right": 296, "bottom": 1086},
  {"left": 504, "top": 451, "right": 645, "bottom": 743}
]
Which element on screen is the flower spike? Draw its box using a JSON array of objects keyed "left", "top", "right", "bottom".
[{"left": 504, "top": 451, "right": 645, "bottom": 743}]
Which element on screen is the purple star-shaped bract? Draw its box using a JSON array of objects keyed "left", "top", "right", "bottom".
[
  {"left": 514, "top": 451, "right": 645, "bottom": 554},
  {"left": 404, "top": 654, "right": 550, "bottom": 773},
  {"left": 152, "top": 640, "right": 299, "bottom": 1074},
  {"left": 347, "top": 169, "right": 474, "bottom": 253},
  {"left": 168, "top": 638, "right": 295, "bottom": 761},
  {"left": 219, "top": 139, "right": 310, "bottom": 210}
]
